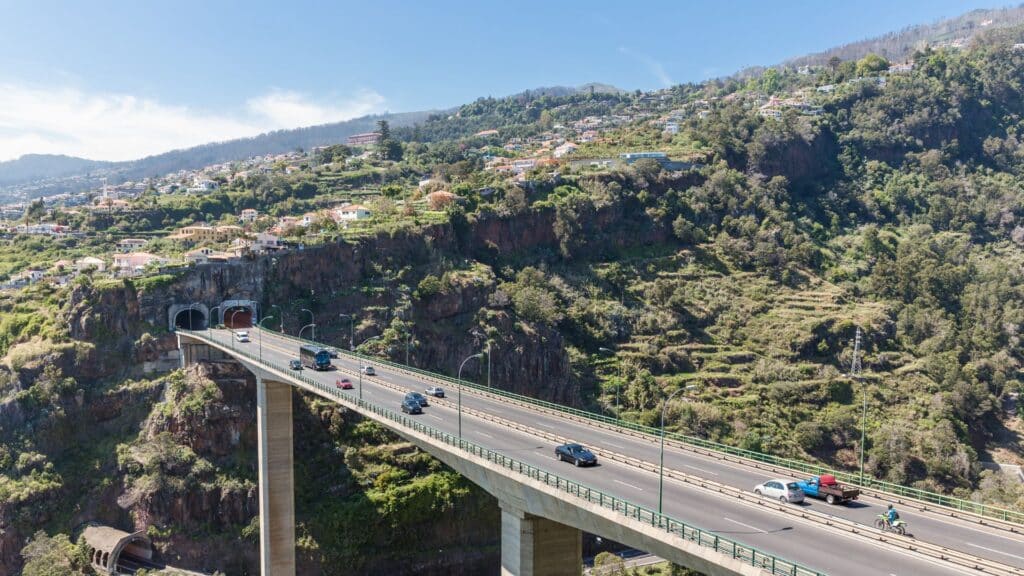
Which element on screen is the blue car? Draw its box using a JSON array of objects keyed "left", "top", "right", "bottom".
[{"left": 555, "top": 443, "right": 597, "bottom": 467}]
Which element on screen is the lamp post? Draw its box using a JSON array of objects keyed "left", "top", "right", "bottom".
[
  {"left": 299, "top": 323, "right": 316, "bottom": 341},
  {"left": 458, "top": 353, "right": 483, "bottom": 440},
  {"left": 658, "top": 384, "right": 698, "bottom": 514},
  {"left": 356, "top": 335, "right": 381, "bottom": 401},
  {"left": 851, "top": 327, "right": 866, "bottom": 484},
  {"left": 599, "top": 347, "right": 623, "bottom": 411},
  {"left": 209, "top": 305, "right": 221, "bottom": 336},
  {"left": 339, "top": 313, "right": 355, "bottom": 351},
  {"left": 187, "top": 303, "right": 197, "bottom": 331},
  {"left": 229, "top": 309, "right": 243, "bottom": 348},
  {"left": 271, "top": 305, "right": 283, "bottom": 334},
  {"left": 301, "top": 308, "right": 315, "bottom": 340},
  {"left": 258, "top": 316, "right": 274, "bottom": 363}
]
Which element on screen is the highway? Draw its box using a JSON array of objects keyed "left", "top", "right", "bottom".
[{"left": 206, "top": 328, "right": 1024, "bottom": 575}]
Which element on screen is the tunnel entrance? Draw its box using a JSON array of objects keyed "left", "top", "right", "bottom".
[
  {"left": 174, "top": 308, "right": 207, "bottom": 330},
  {"left": 224, "top": 306, "right": 253, "bottom": 329}
]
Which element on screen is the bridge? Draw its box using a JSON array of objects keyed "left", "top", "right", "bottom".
[{"left": 177, "top": 327, "right": 1024, "bottom": 576}]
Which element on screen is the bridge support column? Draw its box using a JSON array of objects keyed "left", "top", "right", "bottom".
[
  {"left": 179, "top": 341, "right": 210, "bottom": 367},
  {"left": 257, "top": 377, "right": 296, "bottom": 576},
  {"left": 500, "top": 503, "right": 581, "bottom": 576}
]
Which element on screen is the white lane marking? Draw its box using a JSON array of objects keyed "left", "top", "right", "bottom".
[
  {"left": 602, "top": 440, "right": 625, "bottom": 449},
  {"left": 477, "top": 432, "right": 494, "bottom": 439},
  {"left": 722, "top": 517, "right": 765, "bottom": 533},
  {"left": 965, "top": 542, "right": 1024, "bottom": 562},
  {"left": 613, "top": 479, "right": 643, "bottom": 491},
  {"left": 426, "top": 415, "right": 444, "bottom": 421},
  {"left": 535, "top": 422, "right": 555, "bottom": 429}
]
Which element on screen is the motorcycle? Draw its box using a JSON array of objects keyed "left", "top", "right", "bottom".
[{"left": 874, "top": 514, "right": 908, "bottom": 535}]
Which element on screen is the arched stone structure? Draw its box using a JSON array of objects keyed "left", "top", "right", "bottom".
[
  {"left": 222, "top": 298, "right": 258, "bottom": 329},
  {"left": 82, "top": 525, "right": 153, "bottom": 574},
  {"left": 167, "top": 303, "right": 209, "bottom": 332}
]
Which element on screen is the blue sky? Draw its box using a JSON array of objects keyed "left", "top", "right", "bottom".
[{"left": 0, "top": 0, "right": 1005, "bottom": 161}]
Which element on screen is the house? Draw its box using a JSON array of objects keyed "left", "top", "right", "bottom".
[
  {"left": 253, "top": 232, "right": 284, "bottom": 253},
  {"left": 888, "top": 62, "right": 914, "bottom": 74},
  {"left": 113, "top": 252, "right": 166, "bottom": 277},
  {"left": 474, "top": 129, "right": 499, "bottom": 137},
  {"left": 346, "top": 132, "right": 381, "bottom": 146},
  {"left": 239, "top": 208, "right": 259, "bottom": 223},
  {"left": 579, "top": 130, "right": 599, "bottom": 143},
  {"left": 553, "top": 142, "right": 578, "bottom": 158},
  {"left": 664, "top": 122, "right": 680, "bottom": 135},
  {"left": 117, "top": 238, "right": 147, "bottom": 252},
  {"left": 185, "top": 247, "right": 215, "bottom": 264},
  {"left": 332, "top": 204, "right": 372, "bottom": 221},
  {"left": 168, "top": 224, "right": 243, "bottom": 243},
  {"left": 75, "top": 256, "right": 107, "bottom": 273},
  {"left": 301, "top": 212, "right": 320, "bottom": 227}
]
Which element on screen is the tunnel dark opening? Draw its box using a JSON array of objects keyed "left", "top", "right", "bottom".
[
  {"left": 174, "top": 309, "right": 207, "bottom": 330},
  {"left": 224, "top": 307, "right": 253, "bottom": 329}
]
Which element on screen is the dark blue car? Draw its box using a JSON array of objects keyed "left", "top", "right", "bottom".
[{"left": 555, "top": 443, "right": 597, "bottom": 467}]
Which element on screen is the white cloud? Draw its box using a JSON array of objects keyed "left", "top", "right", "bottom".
[
  {"left": 0, "top": 83, "right": 386, "bottom": 162},
  {"left": 619, "top": 46, "right": 674, "bottom": 88}
]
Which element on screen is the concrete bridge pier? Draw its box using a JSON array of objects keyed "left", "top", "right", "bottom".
[
  {"left": 179, "top": 341, "right": 210, "bottom": 367},
  {"left": 500, "top": 503, "right": 582, "bottom": 576},
  {"left": 257, "top": 376, "right": 296, "bottom": 576}
]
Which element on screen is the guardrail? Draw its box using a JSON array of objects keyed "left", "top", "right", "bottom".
[
  {"left": 264, "top": 327, "right": 1024, "bottom": 528},
  {"left": 183, "top": 330, "right": 823, "bottom": 576}
]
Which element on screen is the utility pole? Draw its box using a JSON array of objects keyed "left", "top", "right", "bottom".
[{"left": 853, "top": 327, "right": 866, "bottom": 484}]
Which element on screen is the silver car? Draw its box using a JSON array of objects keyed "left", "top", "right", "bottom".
[{"left": 754, "top": 479, "right": 804, "bottom": 503}]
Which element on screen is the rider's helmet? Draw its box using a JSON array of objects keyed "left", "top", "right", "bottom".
[{"left": 887, "top": 504, "right": 893, "bottom": 510}]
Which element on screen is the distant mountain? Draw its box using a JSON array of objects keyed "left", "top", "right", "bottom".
[
  {"left": 785, "top": 5, "right": 1024, "bottom": 67},
  {"left": 510, "top": 83, "right": 625, "bottom": 99},
  {"left": 0, "top": 154, "right": 114, "bottom": 186},
  {"left": 0, "top": 110, "right": 435, "bottom": 202}
]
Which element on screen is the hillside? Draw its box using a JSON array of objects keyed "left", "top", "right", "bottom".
[
  {"left": 0, "top": 154, "right": 114, "bottom": 185},
  {"left": 786, "top": 4, "right": 1024, "bottom": 66},
  {"left": 4, "top": 18, "right": 1024, "bottom": 576}
]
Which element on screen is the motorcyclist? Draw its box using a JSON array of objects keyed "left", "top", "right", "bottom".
[{"left": 886, "top": 504, "right": 900, "bottom": 526}]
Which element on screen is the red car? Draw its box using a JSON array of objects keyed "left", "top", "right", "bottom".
[{"left": 335, "top": 378, "right": 354, "bottom": 390}]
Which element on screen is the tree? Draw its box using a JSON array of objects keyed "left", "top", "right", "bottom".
[
  {"left": 24, "top": 199, "right": 46, "bottom": 222},
  {"left": 761, "top": 68, "right": 781, "bottom": 94},
  {"left": 856, "top": 53, "right": 890, "bottom": 77},
  {"left": 20, "top": 531, "right": 89, "bottom": 576}
]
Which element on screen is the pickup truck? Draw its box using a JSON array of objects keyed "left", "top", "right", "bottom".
[{"left": 796, "top": 474, "right": 860, "bottom": 505}]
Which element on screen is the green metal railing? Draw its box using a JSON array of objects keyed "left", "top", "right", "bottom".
[
  {"left": 184, "top": 330, "right": 824, "bottom": 576},
  {"left": 265, "top": 328, "right": 1024, "bottom": 527}
]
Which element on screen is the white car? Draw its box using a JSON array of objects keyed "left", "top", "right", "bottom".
[
  {"left": 753, "top": 479, "right": 804, "bottom": 503},
  {"left": 234, "top": 330, "right": 250, "bottom": 343},
  {"left": 361, "top": 365, "right": 375, "bottom": 376},
  {"left": 425, "top": 386, "right": 445, "bottom": 398}
]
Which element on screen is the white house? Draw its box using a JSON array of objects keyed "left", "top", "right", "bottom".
[
  {"left": 333, "top": 204, "right": 372, "bottom": 221},
  {"left": 117, "top": 238, "right": 147, "bottom": 252},
  {"left": 75, "top": 256, "right": 107, "bottom": 273},
  {"left": 113, "top": 252, "right": 166, "bottom": 277},
  {"left": 185, "top": 247, "right": 215, "bottom": 264},
  {"left": 239, "top": 208, "right": 259, "bottom": 223},
  {"left": 253, "top": 232, "right": 284, "bottom": 252},
  {"left": 553, "top": 142, "right": 578, "bottom": 158}
]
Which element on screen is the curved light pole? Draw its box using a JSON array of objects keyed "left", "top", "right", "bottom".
[
  {"left": 187, "top": 302, "right": 197, "bottom": 331},
  {"left": 458, "top": 353, "right": 483, "bottom": 440},
  {"left": 339, "top": 313, "right": 355, "bottom": 351},
  {"left": 258, "top": 316, "right": 274, "bottom": 363},
  {"left": 658, "top": 384, "right": 698, "bottom": 514},
  {"left": 271, "top": 304, "right": 283, "bottom": 334},
  {"left": 356, "top": 335, "right": 381, "bottom": 400},
  {"left": 209, "top": 305, "right": 221, "bottom": 336},
  {"left": 301, "top": 308, "right": 315, "bottom": 341},
  {"left": 299, "top": 323, "right": 316, "bottom": 341},
  {"left": 229, "top": 309, "right": 243, "bottom": 348}
]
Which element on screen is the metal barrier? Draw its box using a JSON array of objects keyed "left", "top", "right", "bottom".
[
  {"left": 269, "top": 328, "right": 1024, "bottom": 527},
  {"left": 182, "top": 331, "right": 824, "bottom": 576}
]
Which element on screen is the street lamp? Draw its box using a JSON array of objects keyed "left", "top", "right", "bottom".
[
  {"left": 209, "top": 305, "right": 221, "bottom": 336},
  {"left": 339, "top": 313, "right": 355, "bottom": 351},
  {"left": 599, "top": 347, "right": 623, "bottom": 411},
  {"left": 271, "top": 304, "right": 283, "bottom": 334},
  {"left": 658, "top": 384, "right": 698, "bottom": 514},
  {"left": 356, "top": 335, "right": 381, "bottom": 400},
  {"left": 299, "top": 323, "right": 316, "bottom": 341},
  {"left": 258, "top": 316, "right": 274, "bottom": 363},
  {"left": 187, "top": 302, "right": 197, "bottom": 331},
  {"left": 301, "top": 308, "right": 315, "bottom": 340},
  {"left": 458, "top": 353, "right": 483, "bottom": 440}
]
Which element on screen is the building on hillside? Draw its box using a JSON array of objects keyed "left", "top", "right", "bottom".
[
  {"left": 75, "top": 256, "right": 107, "bottom": 273},
  {"left": 553, "top": 142, "right": 578, "bottom": 158},
  {"left": 185, "top": 247, "right": 215, "bottom": 264},
  {"left": 619, "top": 152, "right": 667, "bottom": 164},
  {"left": 252, "top": 232, "right": 284, "bottom": 253},
  {"left": 888, "top": 62, "right": 914, "bottom": 73},
  {"left": 474, "top": 129, "right": 499, "bottom": 137},
  {"left": 346, "top": 132, "right": 381, "bottom": 146},
  {"left": 301, "top": 212, "right": 319, "bottom": 227},
  {"left": 168, "top": 224, "right": 244, "bottom": 243},
  {"left": 332, "top": 204, "right": 372, "bottom": 221},
  {"left": 664, "top": 122, "right": 680, "bottom": 135},
  {"left": 113, "top": 252, "right": 166, "bottom": 277},
  {"left": 239, "top": 208, "right": 259, "bottom": 223},
  {"left": 117, "top": 238, "right": 147, "bottom": 252}
]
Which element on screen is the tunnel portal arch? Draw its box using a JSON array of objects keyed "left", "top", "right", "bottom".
[{"left": 168, "top": 303, "right": 209, "bottom": 332}]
